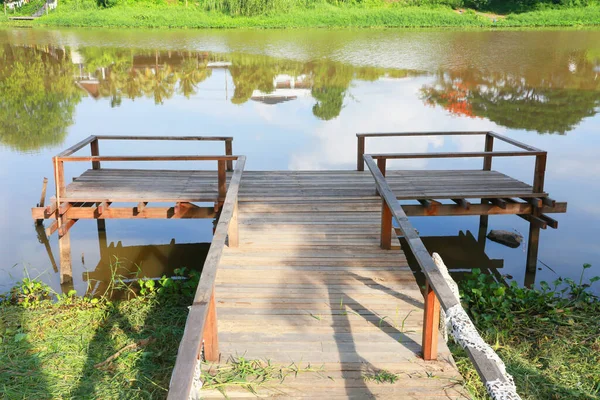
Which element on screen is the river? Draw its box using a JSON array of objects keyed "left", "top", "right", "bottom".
[{"left": 1, "top": 27, "right": 599, "bottom": 295}]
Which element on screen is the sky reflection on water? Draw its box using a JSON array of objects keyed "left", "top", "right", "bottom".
[{"left": 1, "top": 28, "right": 599, "bottom": 294}]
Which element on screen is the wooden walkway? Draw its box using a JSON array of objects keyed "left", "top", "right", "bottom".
[{"left": 200, "top": 171, "right": 468, "bottom": 399}]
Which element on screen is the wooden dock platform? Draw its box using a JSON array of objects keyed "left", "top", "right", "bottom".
[
  {"left": 31, "top": 132, "right": 568, "bottom": 399},
  {"left": 202, "top": 172, "right": 469, "bottom": 398}
]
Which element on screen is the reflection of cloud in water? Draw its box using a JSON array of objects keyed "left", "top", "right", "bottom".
[{"left": 289, "top": 78, "right": 499, "bottom": 170}]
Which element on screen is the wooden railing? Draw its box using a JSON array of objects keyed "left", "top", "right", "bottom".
[
  {"left": 363, "top": 153, "right": 514, "bottom": 392},
  {"left": 167, "top": 155, "right": 246, "bottom": 400},
  {"left": 51, "top": 135, "right": 235, "bottom": 206},
  {"left": 357, "top": 131, "right": 553, "bottom": 273}
]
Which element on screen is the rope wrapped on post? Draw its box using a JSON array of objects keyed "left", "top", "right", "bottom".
[{"left": 433, "top": 253, "right": 521, "bottom": 400}]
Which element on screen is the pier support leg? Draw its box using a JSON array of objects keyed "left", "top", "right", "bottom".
[
  {"left": 58, "top": 230, "right": 72, "bottom": 284},
  {"left": 478, "top": 200, "right": 489, "bottom": 251},
  {"left": 203, "top": 291, "right": 219, "bottom": 362},
  {"left": 526, "top": 224, "right": 540, "bottom": 273},
  {"left": 422, "top": 283, "right": 439, "bottom": 361}
]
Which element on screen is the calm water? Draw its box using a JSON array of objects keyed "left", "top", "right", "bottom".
[{"left": 1, "top": 28, "right": 599, "bottom": 295}]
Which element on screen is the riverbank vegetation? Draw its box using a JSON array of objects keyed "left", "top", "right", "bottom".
[
  {"left": 1, "top": 264, "right": 598, "bottom": 398},
  {"left": 1, "top": 0, "right": 600, "bottom": 28},
  {"left": 453, "top": 266, "right": 600, "bottom": 399}
]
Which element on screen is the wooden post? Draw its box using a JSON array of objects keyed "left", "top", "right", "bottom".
[
  {"left": 54, "top": 157, "right": 72, "bottom": 284},
  {"left": 357, "top": 136, "right": 365, "bottom": 171},
  {"left": 228, "top": 201, "right": 239, "bottom": 248},
  {"left": 376, "top": 157, "right": 386, "bottom": 196},
  {"left": 526, "top": 153, "right": 546, "bottom": 273},
  {"left": 36, "top": 177, "right": 49, "bottom": 225},
  {"left": 483, "top": 133, "right": 494, "bottom": 171},
  {"left": 478, "top": 200, "right": 489, "bottom": 251},
  {"left": 203, "top": 291, "right": 219, "bottom": 362},
  {"left": 90, "top": 138, "right": 101, "bottom": 170},
  {"left": 217, "top": 160, "right": 227, "bottom": 207},
  {"left": 380, "top": 200, "right": 392, "bottom": 250},
  {"left": 422, "top": 283, "right": 440, "bottom": 361},
  {"left": 225, "top": 140, "right": 233, "bottom": 171}
]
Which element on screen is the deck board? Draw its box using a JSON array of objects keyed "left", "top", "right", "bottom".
[
  {"left": 206, "top": 172, "right": 469, "bottom": 399},
  {"left": 66, "top": 168, "right": 543, "bottom": 203}
]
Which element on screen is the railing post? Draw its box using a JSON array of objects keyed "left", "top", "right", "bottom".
[
  {"left": 218, "top": 160, "right": 227, "bottom": 207},
  {"left": 422, "top": 282, "right": 440, "bottom": 361},
  {"left": 357, "top": 135, "right": 365, "bottom": 171},
  {"left": 380, "top": 200, "right": 392, "bottom": 250},
  {"left": 228, "top": 200, "right": 239, "bottom": 248},
  {"left": 203, "top": 291, "right": 220, "bottom": 362},
  {"left": 225, "top": 140, "right": 233, "bottom": 172},
  {"left": 90, "top": 137, "right": 101, "bottom": 170},
  {"left": 526, "top": 153, "right": 547, "bottom": 273},
  {"left": 483, "top": 133, "right": 494, "bottom": 171}
]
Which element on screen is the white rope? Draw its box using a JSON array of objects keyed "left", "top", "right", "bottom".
[
  {"left": 432, "top": 253, "right": 521, "bottom": 400},
  {"left": 189, "top": 359, "right": 203, "bottom": 400}
]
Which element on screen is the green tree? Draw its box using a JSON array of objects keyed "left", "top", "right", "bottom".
[
  {"left": 421, "top": 52, "right": 600, "bottom": 134},
  {"left": 0, "top": 45, "right": 82, "bottom": 152}
]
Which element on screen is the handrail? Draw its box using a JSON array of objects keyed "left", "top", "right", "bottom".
[
  {"left": 167, "top": 156, "right": 246, "bottom": 400},
  {"left": 364, "top": 154, "right": 517, "bottom": 398},
  {"left": 369, "top": 150, "right": 544, "bottom": 159},
  {"left": 356, "top": 131, "right": 544, "bottom": 171},
  {"left": 56, "top": 135, "right": 234, "bottom": 170}
]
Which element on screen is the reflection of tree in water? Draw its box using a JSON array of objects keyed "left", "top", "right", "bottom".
[
  {"left": 0, "top": 45, "right": 82, "bottom": 152},
  {"left": 421, "top": 51, "right": 600, "bottom": 134},
  {"left": 74, "top": 48, "right": 424, "bottom": 120}
]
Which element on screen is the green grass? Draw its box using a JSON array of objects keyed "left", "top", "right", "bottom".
[
  {"left": 2, "top": 2, "right": 599, "bottom": 28},
  {"left": 0, "top": 296, "right": 188, "bottom": 399},
  {"left": 453, "top": 266, "right": 600, "bottom": 399}
]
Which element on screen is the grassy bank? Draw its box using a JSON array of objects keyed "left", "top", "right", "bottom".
[
  {"left": 454, "top": 266, "right": 600, "bottom": 399},
  {"left": 2, "top": 2, "right": 600, "bottom": 28},
  {"left": 0, "top": 270, "right": 197, "bottom": 399},
  {"left": 1, "top": 265, "right": 598, "bottom": 398}
]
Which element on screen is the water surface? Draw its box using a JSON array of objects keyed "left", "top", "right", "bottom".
[{"left": 1, "top": 28, "right": 599, "bottom": 294}]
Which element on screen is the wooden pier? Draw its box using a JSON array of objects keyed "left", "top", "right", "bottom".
[{"left": 32, "top": 132, "right": 567, "bottom": 399}]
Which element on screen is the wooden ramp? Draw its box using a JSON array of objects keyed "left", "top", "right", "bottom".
[{"left": 202, "top": 171, "right": 468, "bottom": 399}]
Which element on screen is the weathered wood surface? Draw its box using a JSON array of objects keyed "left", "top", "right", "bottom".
[
  {"left": 62, "top": 168, "right": 547, "bottom": 204},
  {"left": 364, "top": 155, "right": 513, "bottom": 395},
  {"left": 203, "top": 172, "right": 469, "bottom": 399}
]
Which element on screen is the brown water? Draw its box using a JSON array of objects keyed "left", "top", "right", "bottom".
[{"left": 1, "top": 27, "right": 599, "bottom": 295}]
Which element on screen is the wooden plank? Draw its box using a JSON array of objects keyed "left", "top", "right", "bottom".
[
  {"left": 357, "top": 131, "right": 488, "bottom": 137},
  {"left": 539, "top": 214, "right": 559, "bottom": 229},
  {"left": 94, "top": 135, "right": 233, "bottom": 141},
  {"left": 61, "top": 155, "right": 239, "bottom": 162},
  {"left": 489, "top": 131, "right": 543, "bottom": 152}
]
